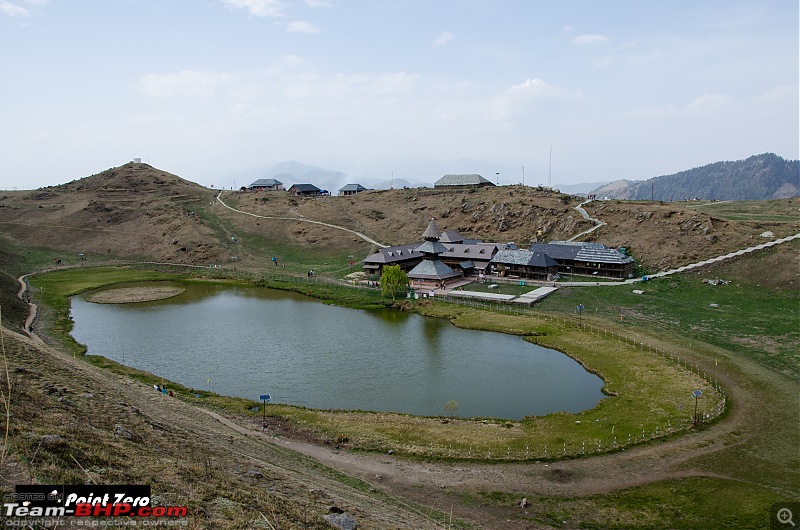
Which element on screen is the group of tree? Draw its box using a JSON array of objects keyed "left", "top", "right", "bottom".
[{"left": 591, "top": 153, "right": 799, "bottom": 201}]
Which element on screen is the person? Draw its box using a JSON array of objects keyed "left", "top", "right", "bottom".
[
  {"left": 155, "top": 384, "right": 161, "bottom": 392},
  {"left": 162, "top": 387, "right": 167, "bottom": 395},
  {"left": 168, "top": 390, "right": 174, "bottom": 397}
]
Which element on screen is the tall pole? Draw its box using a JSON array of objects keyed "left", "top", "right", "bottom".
[
  {"left": 496, "top": 172, "right": 499, "bottom": 186},
  {"left": 522, "top": 165, "right": 525, "bottom": 186},
  {"left": 549, "top": 146, "right": 552, "bottom": 189}
]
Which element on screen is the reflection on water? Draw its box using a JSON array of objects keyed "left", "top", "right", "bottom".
[{"left": 70, "top": 282, "right": 605, "bottom": 419}]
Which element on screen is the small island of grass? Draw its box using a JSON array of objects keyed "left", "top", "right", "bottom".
[{"left": 86, "top": 286, "right": 185, "bottom": 304}]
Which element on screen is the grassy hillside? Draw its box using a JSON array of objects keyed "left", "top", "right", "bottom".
[
  {"left": 2, "top": 162, "right": 797, "bottom": 277},
  {"left": 0, "top": 163, "right": 798, "bottom": 528}
]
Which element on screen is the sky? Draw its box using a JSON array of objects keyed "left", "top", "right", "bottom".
[{"left": 1, "top": 0, "right": 797, "bottom": 190}]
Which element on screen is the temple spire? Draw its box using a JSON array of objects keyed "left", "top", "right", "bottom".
[{"left": 422, "top": 218, "right": 441, "bottom": 241}]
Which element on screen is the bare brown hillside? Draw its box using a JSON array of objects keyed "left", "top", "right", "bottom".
[
  {"left": 1, "top": 163, "right": 797, "bottom": 273},
  {"left": 0, "top": 163, "right": 225, "bottom": 264},
  {"left": 226, "top": 186, "right": 799, "bottom": 272}
]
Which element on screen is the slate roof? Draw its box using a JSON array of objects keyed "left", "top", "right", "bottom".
[
  {"left": 249, "top": 178, "right": 282, "bottom": 188},
  {"left": 442, "top": 242, "right": 498, "bottom": 260},
  {"left": 407, "top": 259, "right": 460, "bottom": 280},
  {"left": 438, "top": 230, "right": 464, "bottom": 243},
  {"left": 339, "top": 183, "right": 367, "bottom": 192},
  {"left": 530, "top": 241, "right": 634, "bottom": 264},
  {"left": 362, "top": 244, "right": 422, "bottom": 266},
  {"left": 434, "top": 174, "right": 495, "bottom": 187},
  {"left": 415, "top": 240, "right": 449, "bottom": 255},
  {"left": 422, "top": 218, "right": 442, "bottom": 240},
  {"left": 288, "top": 183, "right": 321, "bottom": 193},
  {"left": 491, "top": 249, "right": 559, "bottom": 268}
]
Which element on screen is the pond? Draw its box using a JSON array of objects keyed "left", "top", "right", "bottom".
[{"left": 69, "top": 282, "right": 605, "bottom": 419}]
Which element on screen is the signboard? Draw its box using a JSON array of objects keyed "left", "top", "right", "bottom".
[{"left": 259, "top": 394, "right": 271, "bottom": 402}]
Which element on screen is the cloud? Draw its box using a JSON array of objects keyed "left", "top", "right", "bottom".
[
  {"left": 0, "top": 1, "right": 30, "bottom": 17},
  {"left": 286, "top": 20, "right": 319, "bottom": 33},
  {"left": 283, "top": 54, "right": 303, "bottom": 68},
  {"left": 490, "top": 78, "right": 581, "bottom": 121},
  {"left": 283, "top": 71, "right": 420, "bottom": 100},
  {"left": 139, "top": 70, "right": 235, "bottom": 98},
  {"left": 222, "top": 0, "right": 284, "bottom": 18},
  {"left": 624, "top": 105, "right": 679, "bottom": 120},
  {"left": 571, "top": 34, "right": 609, "bottom": 45},
  {"left": 305, "top": 0, "right": 332, "bottom": 7},
  {"left": 434, "top": 31, "right": 454, "bottom": 47},
  {"left": 685, "top": 92, "right": 734, "bottom": 113}
]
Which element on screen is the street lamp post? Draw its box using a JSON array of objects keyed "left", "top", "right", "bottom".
[{"left": 496, "top": 172, "right": 499, "bottom": 185}]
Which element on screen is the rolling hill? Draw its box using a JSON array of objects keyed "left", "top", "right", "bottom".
[
  {"left": 591, "top": 153, "right": 799, "bottom": 201},
  {"left": 0, "top": 161, "right": 797, "bottom": 288}
]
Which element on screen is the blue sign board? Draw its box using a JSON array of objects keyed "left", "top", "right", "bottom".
[{"left": 259, "top": 394, "right": 271, "bottom": 402}]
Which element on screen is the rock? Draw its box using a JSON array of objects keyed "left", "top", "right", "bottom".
[
  {"left": 244, "top": 470, "right": 263, "bottom": 479},
  {"left": 324, "top": 513, "right": 357, "bottom": 530},
  {"left": 80, "top": 393, "right": 94, "bottom": 399},
  {"left": 387, "top": 449, "right": 394, "bottom": 455},
  {"left": 520, "top": 497, "right": 529, "bottom": 508},
  {"left": 114, "top": 424, "right": 137, "bottom": 441},
  {"left": 40, "top": 435, "right": 62, "bottom": 448}
]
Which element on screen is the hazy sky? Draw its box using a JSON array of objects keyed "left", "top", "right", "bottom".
[{"left": 1, "top": 0, "right": 797, "bottom": 189}]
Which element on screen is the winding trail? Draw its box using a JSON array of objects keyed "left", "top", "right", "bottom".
[
  {"left": 215, "top": 191, "right": 388, "bottom": 248},
  {"left": 566, "top": 199, "right": 800, "bottom": 286},
  {"left": 568, "top": 199, "right": 606, "bottom": 241},
  {"left": 16, "top": 274, "right": 37, "bottom": 336}
]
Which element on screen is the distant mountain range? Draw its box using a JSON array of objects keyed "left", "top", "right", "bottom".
[{"left": 590, "top": 153, "right": 799, "bottom": 201}]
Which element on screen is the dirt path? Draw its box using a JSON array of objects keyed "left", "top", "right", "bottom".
[
  {"left": 215, "top": 191, "right": 389, "bottom": 248},
  {"left": 568, "top": 199, "right": 606, "bottom": 241}
]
